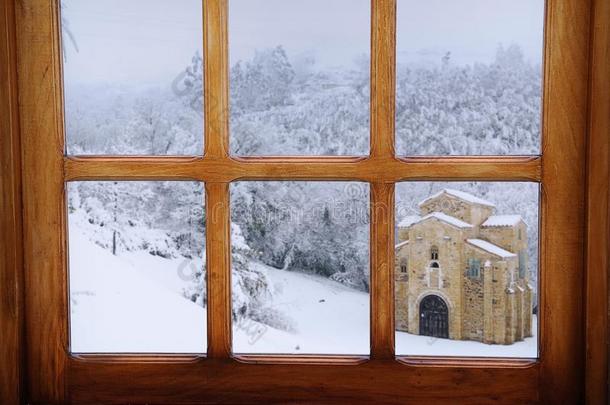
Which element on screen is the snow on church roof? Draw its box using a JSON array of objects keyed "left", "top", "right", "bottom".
[
  {"left": 397, "top": 215, "right": 420, "bottom": 228},
  {"left": 418, "top": 189, "right": 496, "bottom": 208},
  {"left": 395, "top": 240, "right": 409, "bottom": 249},
  {"left": 481, "top": 215, "right": 524, "bottom": 227},
  {"left": 416, "top": 212, "right": 473, "bottom": 229},
  {"left": 466, "top": 239, "right": 516, "bottom": 259}
]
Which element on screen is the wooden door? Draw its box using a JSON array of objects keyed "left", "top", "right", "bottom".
[{"left": 419, "top": 294, "right": 449, "bottom": 339}]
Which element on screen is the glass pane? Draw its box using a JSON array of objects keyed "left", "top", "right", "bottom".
[
  {"left": 395, "top": 182, "right": 539, "bottom": 358},
  {"left": 68, "top": 181, "right": 206, "bottom": 353},
  {"left": 229, "top": 0, "right": 370, "bottom": 156},
  {"left": 231, "top": 182, "right": 370, "bottom": 354},
  {"left": 396, "top": 0, "right": 544, "bottom": 156},
  {"left": 61, "top": 0, "right": 204, "bottom": 155}
]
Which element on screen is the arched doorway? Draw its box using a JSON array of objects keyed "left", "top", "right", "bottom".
[{"left": 419, "top": 295, "right": 449, "bottom": 338}]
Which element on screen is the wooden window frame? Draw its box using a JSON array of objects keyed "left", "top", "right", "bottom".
[
  {"left": 1, "top": 0, "right": 608, "bottom": 403},
  {"left": 585, "top": 0, "right": 610, "bottom": 403},
  {"left": 1, "top": 0, "right": 24, "bottom": 403}
]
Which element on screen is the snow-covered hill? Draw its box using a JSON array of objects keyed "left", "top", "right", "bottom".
[
  {"left": 70, "top": 231, "right": 536, "bottom": 357},
  {"left": 69, "top": 229, "right": 206, "bottom": 353},
  {"left": 233, "top": 261, "right": 370, "bottom": 354}
]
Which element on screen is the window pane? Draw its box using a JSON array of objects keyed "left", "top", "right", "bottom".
[
  {"left": 231, "top": 182, "right": 370, "bottom": 354},
  {"left": 61, "top": 0, "right": 204, "bottom": 155},
  {"left": 395, "top": 182, "right": 539, "bottom": 358},
  {"left": 229, "top": 0, "right": 370, "bottom": 156},
  {"left": 68, "top": 181, "right": 206, "bottom": 353},
  {"left": 396, "top": 0, "right": 544, "bottom": 156}
]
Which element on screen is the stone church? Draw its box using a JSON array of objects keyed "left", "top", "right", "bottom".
[{"left": 395, "top": 189, "right": 533, "bottom": 344}]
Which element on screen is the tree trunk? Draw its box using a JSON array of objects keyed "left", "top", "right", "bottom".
[{"left": 112, "top": 230, "right": 117, "bottom": 256}]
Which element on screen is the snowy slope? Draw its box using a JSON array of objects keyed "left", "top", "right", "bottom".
[
  {"left": 69, "top": 230, "right": 206, "bottom": 353},
  {"left": 233, "top": 262, "right": 370, "bottom": 355},
  {"left": 70, "top": 231, "right": 536, "bottom": 358}
]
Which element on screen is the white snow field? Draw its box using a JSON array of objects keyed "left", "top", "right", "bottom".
[
  {"left": 397, "top": 321, "right": 537, "bottom": 358},
  {"left": 70, "top": 231, "right": 537, "bottom": 358},
  {"left": 232, "top": 262, "right": 370, "bottom": 355},
  {"left": 69, "top": 230, "right": 206, "bottom": 353}
]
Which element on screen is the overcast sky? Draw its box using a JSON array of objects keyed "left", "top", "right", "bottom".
[
  {"left": 62, "top": 0, "right": 544, "bottom": 86},
  {"left": 397, "top": 0, "right": 544, "bottom": 66},
  {"left": 62, "top": 0, "right": 203, "bottom": 86}
]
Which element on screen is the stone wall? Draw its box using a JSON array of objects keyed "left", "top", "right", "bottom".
[
  {"left": 419, "top": 194, "right": 494, "bottom": 226},
  {"left": 395, "top": 244, "right": 409, "bottom": 331},
  {"left": 505, "top": 289, "right": 516, "bottom": 344},
  {"left": 402, "top": 219, "right": 470, "bottom": 339},
  {"left": 523, "top": 284, "right": 534, "bottom": 338},
  {"left": 494, "top": 261, "right": 511, "bottom": 343},
  {"left": 463, "top": 275, "right": 484, "bottom": 340},
  {"left": 462, "top": 244, "right": 496, "bottom": 341},
  {"left": 398, "top": 227, "right": 409, "bottom": 242},
  {"left": 480, "top": 222, "right": 529, "bottom": 281},
  {"left": 480, "top": 226, "right": 516, "bottom": 251}
]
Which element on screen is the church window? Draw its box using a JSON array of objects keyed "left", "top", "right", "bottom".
[
  {"left": 467, "top": 258, "right": 481, "bottom": 278},
  {"left": 519, "top": 251, "right": 526, "bottom": 278},
  {"left": 400, "top": 258, "right": 408, "bottom": 273}
]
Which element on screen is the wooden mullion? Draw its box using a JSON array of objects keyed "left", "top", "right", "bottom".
[
  {"left": 205, "top": 183, "right": 232, "bottom": 358},
  {"left": 370, "top": 0, "right": 396, "bottom": 159},
  {"left": 370, "top": 182, "right": 395, "bottom": 359},
  {"left": 203, "top": 0, "right": 232, "bottom": 360},
  {"left": 369, "top": 0, "right": 396, "bottom": 359},
  {"left": 204, "top": 0, "right": 229, "bottom": 159},
  {"left": 64, "top": 156, "right": 542, "bottom": 182},
  {"left": 64, "top": 156, "right": 204, "bottom": 181}
]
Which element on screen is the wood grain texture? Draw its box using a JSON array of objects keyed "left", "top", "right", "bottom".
[
  {"left": 370, "top": 183, "right": 394, "bottom": 359},
  {"left": 0, "top": 0, "right": 24, "bottom": 403},
  {"left": 203, "top": 0, "right": 229, "bottom": 158},
  {"left": 15, "top": 0, "right": 68, "bottom": 403},
  {"left": 539, "top": 0, "right": 591, "bottom": 403},
  {"left": 205, "top": 183, "right": 232, "bottom": 358},
  {"left": 68, "top": 358, "right": 540, "bottom": 404},
  {"left": 370, "top": 0, "right": 395, "bottom": 158},
  {"left": 64, "top": 156, "right": 542, "bottom": 182},
  {"left": 585, "top": 0, "right": 610, "bottom": 402}
]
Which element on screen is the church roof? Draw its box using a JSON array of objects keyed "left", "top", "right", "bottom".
[
  {"left": 418, "top": 188, "right": 496, "bottom": 208},
  {"left": 415, "top": 212, "right": 473, "bottom": 229},
  {"left": 466, "top": 239, "right": 516, "bottom": 259},
  {"left": 481, "top": 215, "right": 524, "bottom": 227},
  {"left": 395, "top": 240, "right": 409, "bottom": 249},
  {"left": 397, "top": 215, "right": 420, "bottom": 228}
]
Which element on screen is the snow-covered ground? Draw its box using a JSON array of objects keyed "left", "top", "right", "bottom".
[
  {"left": 397, "top": 321, "right": 537, "bottom": 358},
  {"left": 233, "top": 262, "right": 370, "bottom": 354},
  {"left": 69, "top": 230, "right": 207, "bottom": 353},
  {"left": 70, "top": 231, "right": 537, "bottom": 358}
]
